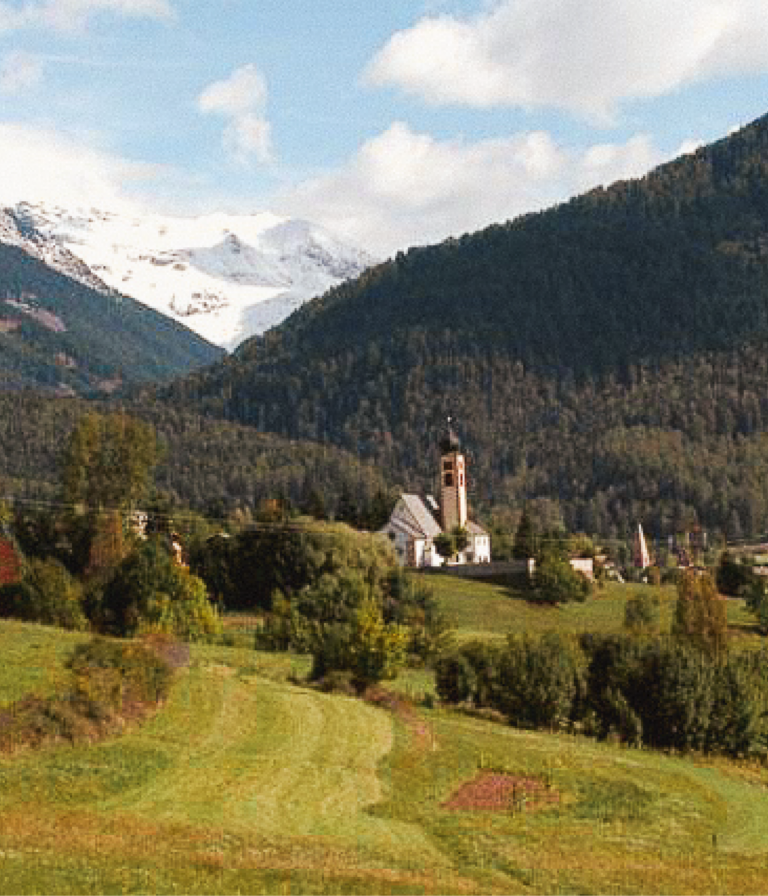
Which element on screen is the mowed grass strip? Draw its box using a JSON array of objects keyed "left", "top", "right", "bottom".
[
  {"left": 5, "top": 620, "right": 768, "bottom": 893},
  {"left": 0, "top": 658, "right": 446, "bottom": 872}
]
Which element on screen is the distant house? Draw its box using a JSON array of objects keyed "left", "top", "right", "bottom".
[
  {"left": 381, "top": 425, "right": 491, "bottom": 567},
  {"left": 569, "top": 556, "right": 595, "bottom": 581}
]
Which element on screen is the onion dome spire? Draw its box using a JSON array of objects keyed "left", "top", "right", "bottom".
[{"left": 439, "top": 417, "right": 461, "bottom": 454}]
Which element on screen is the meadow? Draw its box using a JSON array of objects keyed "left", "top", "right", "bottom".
[
  {"left": 2, "top": 581, "right": 768, "bottom": 894},
  {"left": 427, "top": 576, "right": 681, "bottom": 640}
]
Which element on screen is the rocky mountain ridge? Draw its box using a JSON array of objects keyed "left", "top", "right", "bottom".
[{"left": 12, "top": 202, "right": 376, "bottom": 350}]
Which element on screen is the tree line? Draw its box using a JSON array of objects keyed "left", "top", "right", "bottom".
[
  {"left": 436, "top": 572, "right": 768, "bottom": 758},
  {"left": 0, "top": 410, "right": 440, "bottom": 692}
]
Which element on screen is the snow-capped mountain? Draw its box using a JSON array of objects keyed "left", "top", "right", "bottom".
[
  {"left": 0, "top": 207, "right": 109, "bottom": 294},
  {"left": 9, "top": 202, "right": 376, "bottom": 350}
]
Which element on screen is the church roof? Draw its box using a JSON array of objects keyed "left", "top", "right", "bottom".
[
  {"left": 395, "top": 494, "right": 442, "bottom": 539},
  {"left": 467, "top": 520, "right": 489, "bottom": 536}
]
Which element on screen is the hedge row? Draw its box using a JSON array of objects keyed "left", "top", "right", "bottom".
[{"left": 435, "top": 634, "right": 768, "bottom": 758}]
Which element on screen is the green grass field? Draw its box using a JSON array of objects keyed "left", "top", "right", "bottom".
[
  {"left": 0, "top": 620, "right": 90, "bottom": 706},
  {"left": 426, "top": 572, "right": 763, "bottom": 646},
  {"left": 426, "top": 574, "right": 682, "bottom": 641},
  {"left": 1, "top": 581, "right": 768, "bottom": 894}
]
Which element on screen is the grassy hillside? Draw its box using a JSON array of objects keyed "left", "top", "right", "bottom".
[
  {"left": 428, "top": 578, "right": 676, "bottom": 641},
  {"left": 0, "top": 620, "right": 89, "bottom": 705},
  {"left": 425, "top": 575, "right": 761, "bottom": 644},
  {"left": 3, "top": 617, "right": 768, "bottom": 893}
]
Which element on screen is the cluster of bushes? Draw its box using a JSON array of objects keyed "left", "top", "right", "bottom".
[
  {"left": 257, "top": 562, "right": 445, "bottom": 692},
  {"left": 0, "top": 557, "right": 88, "bottom": 631},
  {"left": 304, "top": 598, "right": 411, "bottom": 693},
  {"left": 716, "top": 551, "right": 757, "bottom": 596},
  {"left": 716, "top": 552, "right": 768, "bottom": 636},
  {"left": 1, "top": 412, "right": 222, "bottom": 643},
  {"left": 435, "top": 633, "right": 768, "bottom": 758},
  {"left": 0, "top": 536, "right": 221, "bottom": 643},
  {"left": 0, "top": 637, "right": 174, "bottom": 753},
  {"left": 200, "top": 523, "right": 446, "bottom": 691}
]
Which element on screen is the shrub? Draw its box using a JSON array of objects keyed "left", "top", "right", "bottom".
[
  {"left": 309, "top": 599, "right": 409, "bottom": 691},
  {"left": 623, "top": 591, "right": 661, "bottom": 635},
  {"left": 497, "top": 633, "right": 586, "bottom": 730},
  {"left": 210, "top": 522, "right": 397, "bottom": 613},
  {"left": 256, "top": 592, "right": 319, "bottom": 652},
  {"left": 707, "top": 650, "right": 768, "bottom": 758},
  {"left": 743, "top": 578, "right": 768, "bottom": 634},
  {"left": 315, "top": 669, "right": 358, "bottom": 696},
  {"left": 716, "top": 551, "right": 755, "bottom": 597},
  {"left": 673, "top": 571, "right": 728, "bottom": 656},
  {"left": 530, "top": 556, "right": 591, "bottom": 604},
  {"left": 0, "top": 637, "right": 174, "bottom": 754},
  {"left": 434, "top": 650, "right": 479, "bottom": 705},
  {"left": 66, "top": 637, "right": 173, "bottom": 711},
  {"left": 0, "top": 694, "right": 100, "bottom": 751},
  {"left": 98, "top": 539, "right": 221, "bottom": 641},
  {"left": 434, "top": 640, "right": 504, "bottom": 707},
  {"left": 309, "top": 622, "right": 354, "bottom": 683},
  {"left": 579, "top": 634, "right": 647, "bottom": 740},
  {"left": 0, "top": 557, "right": 88, "bottom": 630},
  {"left": 641, "top": 641, "right": 717, "bottom": 752}
]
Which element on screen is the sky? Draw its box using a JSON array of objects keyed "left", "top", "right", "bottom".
[{"left": 1, "top": 0, "right": 768, "bottom": 256}]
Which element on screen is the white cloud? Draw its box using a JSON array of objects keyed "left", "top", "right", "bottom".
[
  {"left": 366, "top": 0, "right": 768, "bottom": 121},
  {"left": 0, "top": 123, "right": 160, "bottom": 210},
  {"left": 198, "top": 64, "right": 273, "bottom": 164},
  {"left": 198, "top": 64, "right": 267, "bottom": 118},
  {"left": 0, "top": 51, "right": 43, "bottom": 93},
  {"left": 278, "top": 122, "right": 665, "bottom": 256},
  {"left": 0, "top": 0, "right": 173, "bottom": 33}
]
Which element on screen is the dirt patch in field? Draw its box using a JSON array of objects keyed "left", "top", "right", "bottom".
[{"left": 443, "top": 771, "right": 560, "bottom": 813}]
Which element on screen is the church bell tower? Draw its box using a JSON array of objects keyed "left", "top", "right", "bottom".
[{"left": 440, "top": 421, "right": 467, "bottom": 532}]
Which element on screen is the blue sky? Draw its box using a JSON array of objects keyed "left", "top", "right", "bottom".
[{"left": 1, "top": 0, "right": 768, "bottom": 255}]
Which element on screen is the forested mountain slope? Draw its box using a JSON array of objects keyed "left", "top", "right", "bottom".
[
  {"left": 154, "top": 113, "right": 768, "bottom": 541},
  {"left": 0, "top": 393, "right": 393, "bottom": 524},
  {"left": 0, "top": 242, "right": 223, "bottom": 395}
]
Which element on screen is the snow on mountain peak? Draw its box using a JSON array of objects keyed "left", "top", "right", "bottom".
[{"left": 7, "top": 202, "right": 376, "bottom": 350}]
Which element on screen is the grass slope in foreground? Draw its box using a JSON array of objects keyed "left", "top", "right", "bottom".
[{"left": 2, "top": 621, "right": 768, "bottom": 893}]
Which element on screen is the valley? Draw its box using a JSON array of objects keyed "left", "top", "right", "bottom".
[
  {"left": 3, "top": 588, "right": 768, "bottom": 895},
  {"left": 4, "top": 0, "right": 768, "bottom": 892}
]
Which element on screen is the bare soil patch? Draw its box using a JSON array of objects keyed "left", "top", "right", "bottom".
[{"left": 443, "top": 771, "right": 560, "bottom": 813}]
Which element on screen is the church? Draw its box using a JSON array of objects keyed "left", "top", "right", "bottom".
[{"left": 380, "top": 425, "right": 491, "bottom": 567}]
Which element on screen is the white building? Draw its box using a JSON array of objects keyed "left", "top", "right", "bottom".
[{"left": 381, "top": 425, "right": 491, "bottom": 567}]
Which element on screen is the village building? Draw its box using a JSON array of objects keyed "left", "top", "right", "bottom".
[
  {"left": 633, "top": 523, "right": 651, "bottom": 568},
  {"left": 381, "top": 425, "right": 491, "bottom": 567}
]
